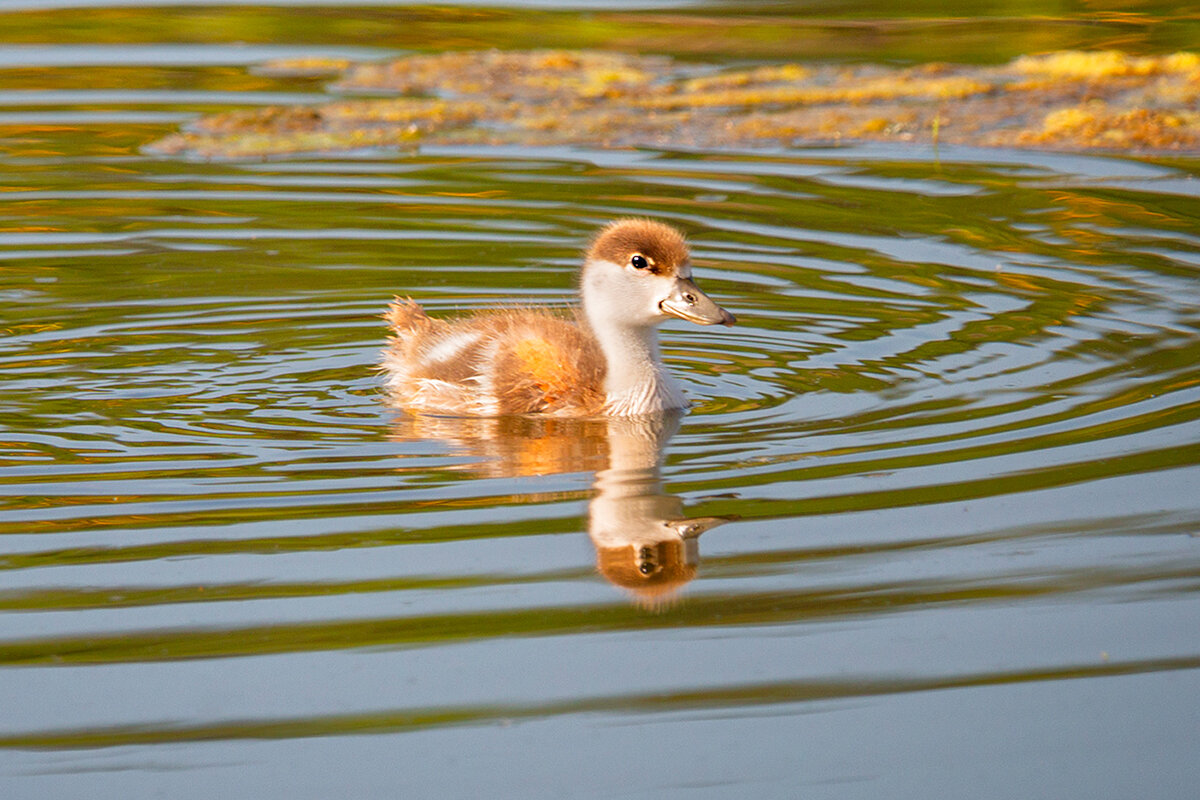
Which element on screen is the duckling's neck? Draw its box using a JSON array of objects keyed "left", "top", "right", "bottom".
[{"left": 586, "top": 317, "right": 688, "bottom": 415}]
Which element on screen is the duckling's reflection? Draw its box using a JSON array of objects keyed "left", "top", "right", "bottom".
[
  {"left": 389, "top": 411, "right": 735, "bottom": 605},
  {"left": 587, "top": 413, "right": 734, "bottom": 605}
]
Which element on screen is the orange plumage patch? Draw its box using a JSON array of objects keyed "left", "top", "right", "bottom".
[{"left": 514, "top": 336, "right": 572, "bottom": 402}]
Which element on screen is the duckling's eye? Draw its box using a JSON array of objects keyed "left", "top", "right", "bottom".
[{"left": 630, "top": 254, "right": 649, "bottom": 270}]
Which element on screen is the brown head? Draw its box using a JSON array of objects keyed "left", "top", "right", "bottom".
[
  {"left": 588, "top": 218, "right": 690, "bottom": 278},
  {"left": 581, "top": 219, "right": 737, "bottom": 330},
  {"left": 595, "top": 538, "right": 697, "bottom": 609}
]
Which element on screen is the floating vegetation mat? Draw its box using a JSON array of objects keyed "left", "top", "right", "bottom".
[{"left": 148, "top": 49, "right": 1200, "bottom": 158}]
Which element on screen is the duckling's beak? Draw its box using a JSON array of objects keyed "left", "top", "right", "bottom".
[
  {"left": 667, "top": 514, "right": 739, "bottom": 539},
  {"left": 659, "top": 277, "right": 737, "bottom": 326}
]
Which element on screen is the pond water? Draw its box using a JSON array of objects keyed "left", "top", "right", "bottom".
[{"left": 2, "top": 3, "right": 1199, "bottom": 799}]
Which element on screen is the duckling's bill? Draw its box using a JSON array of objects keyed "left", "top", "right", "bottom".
[{"left": 659, "top": 277, "right": 737, "bottom": 327}]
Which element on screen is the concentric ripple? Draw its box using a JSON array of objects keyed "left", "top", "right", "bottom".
[{"left": 1, "top": 44, "right": 1199, "bottom": 799}]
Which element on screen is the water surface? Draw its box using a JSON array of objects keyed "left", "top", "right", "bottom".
[{"left": 2, "top": 3, "right": 1199, "bottom": 798}]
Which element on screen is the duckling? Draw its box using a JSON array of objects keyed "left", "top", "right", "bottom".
[{"left": 380, "top": 218, "right": 736, "bottom": 417}]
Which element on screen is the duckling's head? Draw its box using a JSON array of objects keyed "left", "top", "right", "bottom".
[{"left": 580, "top": 219, "right": 736, "bottom": 330}]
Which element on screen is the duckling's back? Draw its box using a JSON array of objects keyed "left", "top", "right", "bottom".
[{"left": 381, "top": 298, "right": 606, "bottom": 416}]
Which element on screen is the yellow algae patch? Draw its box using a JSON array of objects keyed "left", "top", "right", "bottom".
[
  {"left": 188, "top": 98, "right": 482, "bottom": 134},
  {"left": 149, "top": 98, "right": 484, "bottom": 159},
  {"left": 682, "top": 64, "right": 811, "bottom": 92},
  {"left": 1021, "top": 104, "right": 1200, "bottom": 150},
  {"left": 151, "top": 127, "right": 426, "bottom": 159},
  {"left": 314, "top": 98, "right": 487, "bottom": 125},
  {"left": 253, "top": 57, "right": 354, "bottom": 77},
  {"left": 729, "top": 106, "right": 927, "bottom": 145},
  {"left": 189, "top": 105, "right": 326, "bottom": 136},
  {"left": 334, "top": 49, "right": 670, "bottom": 101},
  {"left": 146, "top": 48, "right": 1200, "bottom": 158},
  {"left": 855, "top": 116, "right": 906, "bottom": 136},
  {"left": 642, "top": 74, "right": 991, "bottom": 110},
  {"left": 1013, "top": 50, "right": 1200, "bottom": 79}
]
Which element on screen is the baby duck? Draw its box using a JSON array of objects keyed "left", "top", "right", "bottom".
[{"left": 380, "top": 219, "right": 735, "bottom": 417}]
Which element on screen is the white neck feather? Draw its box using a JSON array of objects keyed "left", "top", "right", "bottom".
[
  {"left": 581, "top": 257, "right": 691, "bottom": 415},
  {"left": 586, "top": 310, "right": 689, "bottom": 416}
]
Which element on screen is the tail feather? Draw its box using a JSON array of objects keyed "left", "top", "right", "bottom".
[{"left": 384, "top": 297, "right": 432, "bottom": 334}]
